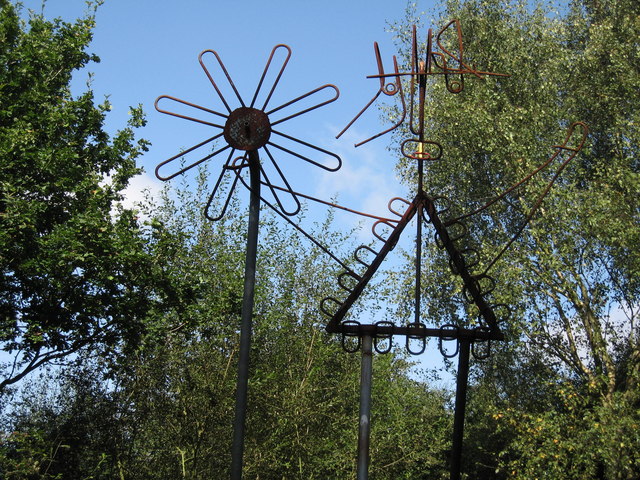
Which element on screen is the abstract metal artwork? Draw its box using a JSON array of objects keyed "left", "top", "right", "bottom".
[
  {"left": 155, "top": 19, "right": 587, "bottom": 480},
  {"left": 155, "top": 45, "right": 341, "bottom": 480},
  {"left": 323, "top": 19, "right": 587, "bottom": 480}
]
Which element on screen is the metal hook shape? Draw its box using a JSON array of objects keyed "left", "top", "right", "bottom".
[
  {"left": 269, "top": 84, "right": 340, "bottom": 127},
  {"left": 354, "top": 245, "right": 378, "bottom": 269},
  {"left": 406, "top": 322, "right": 428, "bottom": 355},
  {"left": 439, "top": 323, "right": 460, "bottom": 358},
  {"left": 463, "top": 274, "right": 496, "bottom": 304},
  {"left": 388, "top": 197, "right": 412, "bottom": 218},
  {"left": 372, "top": 219, "right": 396, "bottom": 244},
  {"left": 401, "top": 139, "right": 443, "bottom": 162},
  {"left": 471, "top": 326, "right": 492, "bottom": 360},
  {"left": 336, "top": 46, "right": 406, "bottom": 147},
  {"left": 435, "top": 220, "right": 468, "bottom": 248},
  {"left": 199, "top": 49, "right": 245, "bottom": 112},
  {"left": 320, "top": 297, "right": 343, "bottom": 318},
  {"left": 338, "top": 271, "right": 361, "bottom": 293},
  {"left": 250, "top": 44, "right": 291, "bottom": 111},
  {"left": 448, "top": 248, "right": 480, "bottom": 275},
  {"left": 374, "top": 321, "right": 394, "bottom": 354},
  {"left": 341, "top": 320, "right": 362, "bottom": 353},
  {"left": 204, "top": 153, "right": 245, "bottom": 221}
]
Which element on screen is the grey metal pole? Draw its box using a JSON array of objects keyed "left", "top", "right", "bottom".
[
  {"left": 450, "top": 339, "right": 471, "bottom": 480},
  {"left": 357, "top": 334, "right": 374, "bottom": 480},
  {"left": 231, "top": 150, "right": 261, "bottom": 480}
]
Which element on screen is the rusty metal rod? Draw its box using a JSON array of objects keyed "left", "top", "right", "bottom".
[
  {"left": 230, "top": 149, "right": 261, "bottom": 480},
  {"left": 357, "top": 335, "right": 374, "bottom": 480},
  {"left": 450, "top": 339, "right": 471, "bottom": 480}
]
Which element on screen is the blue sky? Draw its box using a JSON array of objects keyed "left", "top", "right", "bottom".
[{"left": 19, "top": 0, "right": 437, "bottom": 219}]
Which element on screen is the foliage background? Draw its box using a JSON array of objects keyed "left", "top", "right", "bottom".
[{"left": 1, "top": 0, "right": 638, "bottom": 478}]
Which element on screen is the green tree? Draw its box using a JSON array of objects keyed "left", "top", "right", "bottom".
[
  {"left": 390, "top": 0, "right": 639, "bottom": 477},
  {"left": 0, "top": 1, "right": 155, "bottom": 391},
  {"left": 1, "top": 167, "right": 454, "bottom": 479}
]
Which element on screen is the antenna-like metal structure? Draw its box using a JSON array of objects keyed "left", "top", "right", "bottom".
[
  {"left": 155, "top": 44, "right": 340, "bottom": 479},
  {"left": 155, "top": 20, "right": 587, "bottom": 480},
  {"left": 327, "top": 20, "right": 587, "bottom": 480}
]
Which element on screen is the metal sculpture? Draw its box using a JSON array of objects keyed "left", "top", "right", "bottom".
[
  {"left": 155, "top": 44, "right": 340, "bottom": 480},
  {"left": 155, "top": 19, "right": 587, "bottom": 480},
  {"left": 324, "top": 19, "right": 588, "bottom": 480}
]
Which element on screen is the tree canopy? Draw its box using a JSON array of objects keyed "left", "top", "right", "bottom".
[
  {"left": 0, "top": 0, "right": 155, "bottom": 391},
  {"left": 388, "top": 0, "right": 639, "bottom": 477},
  {"left": 0, "top": 0, "right": 638, "bottom": 478}
]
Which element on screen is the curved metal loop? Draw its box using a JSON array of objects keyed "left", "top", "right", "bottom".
[
  {"left": 434, "top": 220, "right": 468, "bottom": 249},
  {"left": 438, "top": 323, "right": 460, "bottom": 358},
  {"left": 463, "top": 274, "right": 496, "bottom": 304},
  {"left": 444, "top": 68, "right": 464, "bottom": 94},
  {"left": 406, "top": 322, "right": 427, "bottom": 355},
  {"left": 433, "top": 195, "right": 452, "bottom": 217},
  {"left": 268, "top": 129, "right": 342, "bottom": 173},
  {"left": 198, "top": 49, "right": 245, "bottom": 112},
  {"left": 374, "top": 43, "right": 399, "bottom": 97},
  {"left": 388, "top": 197, "right": 411, "bottom": 218},
  {"left": 448, "top": 248, "right": 480, "bottom": 275},
  {"left": 435, "top": 19, "right": 471, "bottom": 94},
  {"left": 341, "top": 320, "right": 361, "bottom": 353},
  {"left": 320, "top": 297, "right": 343, "bottom": 317},
  {"left": 269, "top": 83, "right": 340, "bottom": 127},
  {"left": 154, "top": 132, "right": 230, "bottom": 181},
  {"left": 472, "top": 326, "right": 492, "bottom": 360},
  {"left": 372, "top": 220, "right": 395, "bottom": 243},
  {"left": 259, "top": 145, "right": 302, "bottom": 216},
  {"left": 446, "top": 220, "right": 469, "bottom": 243},
  {"left": 154, "top": 95, "right": 227, "bottom": 128},
  {"left": 401, "top": 139, "right": 443, "bottom": 161},
  {"left": 204, "top": 153, "right": 244, "bottom": 221},
  {"left": 250, "top": 44, "right": 291, "bottom": 111},
  {"left": 422, "top": 195, "right": 452, "bottom": 225},
  {"left": 374, "top": 321, "right": 394, "bottom": 354},
  {"left": 354, "top": 245, "right": 378, "bottom": 268},
  {"left": 338, "top": 271, "right": 361, "bottom": 293},
  {"left": 336, "top": 46, "right": 406, "bottom": 147},
  {"left": 553, "top": 121, "right": 588, "bottom": 153}
]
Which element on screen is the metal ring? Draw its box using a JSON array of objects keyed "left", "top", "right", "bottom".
[
  {"left": 338, "top": 271, "right": 360, "bottom": 293},
  {"left": 320, "top": 297, "right": 342, "bottom": 317},
  {"left": 374, "top": 321, "right": 394, "bottom": 354},
  {"left": 341, "top": 320, "right": 361, "bottom": 353},
  {"left": 354, "top": 245, "right": 377, "bottom": 268},
  {"left": 472, "top": 326, "right": 492, "bottom": 360},
  {"left": 463, "top": 274, "right": 496, "bottom": 304},
  {"left": 438, "top": 323, "right": 460, "bottom": 358},
  {"left": 406, "top": 322, "right": 427, "bottom": 355},
  {"left": 372, "top": 220, "right": 394, "bottom": 243}
]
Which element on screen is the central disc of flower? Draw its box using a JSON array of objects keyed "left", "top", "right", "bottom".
[{"left": 223, "top": 107, "right": 271, "bottom": 151}]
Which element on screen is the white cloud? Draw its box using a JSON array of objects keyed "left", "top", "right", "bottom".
[
  {"left": 119, "top": 171, "right": 164, "bottom": 211},
  {"left": 313, "top": 125, "right": 410, "bottom": 239}
]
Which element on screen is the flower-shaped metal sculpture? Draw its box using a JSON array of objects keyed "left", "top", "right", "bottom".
[
  {"left": 155, "top": 44, "right": 341, "bottom": 220},
  {"left": 154, "top": 44, "right": 341, "bottom": 480}
]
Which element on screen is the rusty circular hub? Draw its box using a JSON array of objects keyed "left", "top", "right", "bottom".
[{"left": 223, "top": 107, "right": 271, "bottom": 151}]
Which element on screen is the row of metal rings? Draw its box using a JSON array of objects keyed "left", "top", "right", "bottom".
[{"left": 340, "top": 321, "right": 494, "bottom": 359}]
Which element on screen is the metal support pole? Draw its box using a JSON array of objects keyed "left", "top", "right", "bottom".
[
  {"left": 231, "top": 150, "right": 261, "bottom": 480},
  {"left": 450, "top": 339, "right": 471, "bottom": 480},
  {"left": 357, "top": 334, "right": 374, "bottom": 480}
]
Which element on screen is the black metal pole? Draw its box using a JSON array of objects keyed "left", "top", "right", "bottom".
[
  {"left": 357, "top": 334, "right": 374, "bottom": 480},
  {"left": 231, "top": 150, "right": 261, "bottom": 480},
  {"left": 450, "top": 339, "right": 471, "bottom": 480}
]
